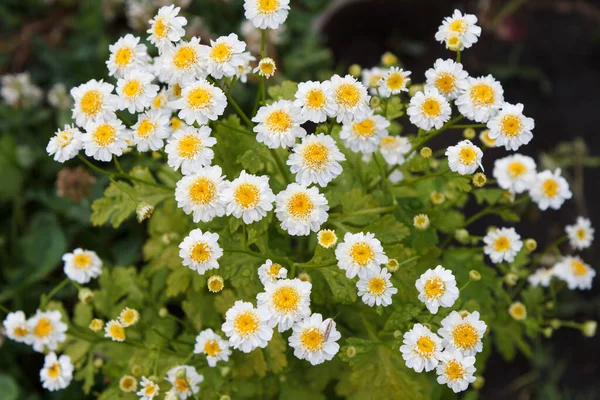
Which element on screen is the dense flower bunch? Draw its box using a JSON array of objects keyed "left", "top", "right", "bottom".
[{"left": 3, "top": 4, "right": 597, "bottom": 399}]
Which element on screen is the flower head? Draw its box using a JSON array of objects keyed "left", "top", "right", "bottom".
[
  {"left": 244, "top": 0, "right": 290, "bottom": 29},
  {"left": 445, "top": 140, "right": 483, "bottom": 175},
  {"left": 175, "top": 165, "right": 227, "bottom": 223},
  {"left": 356, "top": 266, "right": 398, "bottom": 307},
  {"left": 456, "top": 75, "right": 504, "bottom": 123},
  {"left": 294, "top": 80, "right": 337, "bottom": 123},
  {"left": 165, "top": 365, "right": 203, "bottom": 399},
  {"left": 70, "top": 79, "right": 117, "bottom": 127},
  {"left": 553, "top": 256, "right": 595, "bottom": 290},
  {"left": 400, "top": 323, "right": 444, "bottom": 372},
  {"left": 379, "top": 67, "right": 411, "bottom": 97},
  {"left": 335, "top": 232, "right": 388, "bottom": 279},
  {"left": 105, "top": 320, "right": 126, "bottom": 342},
  {"left": 194, "top": 329, "right": 232, "bottom": 367},
  {"left": 131, "top": 109, "right": 170, "bottom": 152},
  {"left": 340, "top": 111, "right": 390, "bottom": 154},
  {"left": 435, "top": 10, "right": 482, "bottom": 51},
  {"left": 179, "top": 229, "right": 223, "bottom": 275},
  {"left": 47, "top": 124, "right": 83, "bottom": 163},
  {"left": 493, "top": 154, "right": 537, "bottom": 194},
  {"left": 318, "top": 229, "right": 338, "bottom": 249},
  {"left": 425, "top": 59, "right": 468, "bottom": 100},
  {"left": 508, "top": 302, "right": 527, "bottom": 320},
  {"left": 27, "top": 310, "right": 68, "bottom": 352},
  {"left": 407, "top": 88, "right": 451, "bottom": 130},
  {"left": 62, "top": 248, "right": 103, "bottom": 284},
  {"left": 438, "top": 311, "right": 487, "bottom": 356},
  {"left": 258, "top": 259, "right": 288, "bottom": 285},
  {"left": 137, "top": 377, "right": 160, "bottom": 400},
  {"left": 257, "top": 278, "right": 312, "bottom": 332},
  {"left": 483, "top": 227, "right": 523, "bottom": 264},
  {"left": 221, "top": 171, "right": 275, "bottom": 224},
  {"left": 222, "top": 300, "right": 273, "bottom": 353},
  {"left": 487, "top": 103, "right": 534, "bottom": 151},
  {"left": 565, "top": 217, "right": 594, "bottom": 250},
  {"left": 172, "top": 78, "right": 227, "bottom": 125},
  {"left": 165, "top": 126, "right": 217, "bottom": 175},
  {"left": 202, "top": 33, "right": 247, "bottom": 79},
  {"left": 330, "top": 74, "right": 371, "bottom": 124},
  {"left": 253, "top": 100, "right": 306, "bottom": 148},
  {"left": 82, "top": 116, "right": 129, "bottom": 162},
  {"left": 40, "top": 352, "right": 73, "bottom": 391},
  {"left": 253, "top": 57, "right": 277, "bottom": 78},
  {"left": 379, "top": 135, "right": 411, "bottom": 166},
  {"left": 416, "top": 265, "right": 459, "bottom": 314},
  {"left": 436, "top": 350, "right": 477, "bottom": 393},
  {"left": 275, "top": 183, "right": 329, "bottom": 236},
  {"left": 3, "top": 311, "right": 32, "bottom": 345},
  {"left": 529, "top": 169, "right": 572, "bottom": 211},
  {"left": 288, "top": 313, "right": 341, "bottom": 365},
  {"left": 147, "top": 5, "right": 187, "bottom": 51}
]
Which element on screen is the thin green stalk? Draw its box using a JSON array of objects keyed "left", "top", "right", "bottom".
[
  {"left": 113, "top": 154, "right": 125, "bottom": 174},
  {"left": 294, "top": 261, "right": 337, "bottom": 269},
  {"left": 270, "top": 148, "right": 291, "bottom": 184},
  {"left": 0, "top": 303, "right": 10, "bottom": 314},
  {"left": 110, "top": 177, "right": 139, "bottom": 205},
  {"left": 456, "top": 50, "right": 461, "bottom": 63},
  {"left": 41, "top": 278, "right": 70, "bottom": 309},
  {"left": 450, "top": 124, "right": 487, "bottom": 129},
  {"left": 329, "top": 204, "right": 396, "bottom": 219}
]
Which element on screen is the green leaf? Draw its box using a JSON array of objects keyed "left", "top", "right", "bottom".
[
  {"left": 0, "top": 135, "right": 23, "bottom": 200},
  {"left": 264, "top": 331, "right": 288, "bottom": 373},
  {"left": 19, "top": 212, "right": 67, "bottom": 274},
  {"left": 315, "top": 267, "right": 357, "bottom": 304},
  {"left": 267, "top": 80, "right": 298, "bottom": 101},
  {"left": 473, "top": 188, "right": 505, "bottom": 205},
  {"left": 363, "top": 214, "right": 410, "bottom": 244},
  {"left": 430, "top": 209, "right": 465, "bottom": 234},
  {"left": 0, "top": 374, "right": 20, "bottom": 400}
]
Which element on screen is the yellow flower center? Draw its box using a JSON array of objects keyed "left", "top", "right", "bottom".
[
  {"left": 123, "top": 79, "right": 142, "bottom": 98},
  {"left": 446, "top": 35, "right": 462, "bottom": 50},
  {"left": 576, "top": 228, "right": 587, "bottom": 240},
  {"left": 13, "top": 325, "right": 28, "bottom": 337},
  {"left": 350, "top": 242, "right": 375, "bottom": 266},
  {"left": 210, "top": 43, "right": 233, "bottom": 63},
  {"left": 414, "top": 215, "right": 429, "bottom": 228},
  {"left": 305, "top": 89, "right": 326, "bottom": 109},
  {"left": 470, "top": 83, "right": 495, "bottom": 106},
  {"left": 507, "top": 161, "right": 526, "bottom": 178},
  {"left": 191, "top": 242, "right": 211, "bottom": 263},
  {"left": 154, "top": 17, "right": 167, "bottom": 38},
  {"left": 171, "top": 117, "right": 182, "bottom": 130},
  {"left": 204, "top": 339, "right": 221, "bottom": 356},
  {"left": 177, "top": 134, "right": 202, "bottom": 159},
  {"left": 268, "top": 263, "right": 283, "bottom": 277},
  {"left": 173, "top": 46, "right": 198, "bottom": 70},
  {"left": 416, "top": 335, "right": 436, "bottom": 356},
  {"left": 287, "top": 192, "right": 314, "bottom": 219},
  {"left": 208, "top": 277, "right": 224, "bottom": 292},
  {"left": 153, "top": 93, "right": 166, "bottom": 108},
  {"left": 233, "top": 311, "right": 259, "bottom": 337},
  {"left": 452, "top": 323, "right": 479, "bottom": 350},
  {"left": 380, "top": 136, "right": 396, "bottom": 147},
  {"left": 115, "top": 47, "right": 133, "bottom": 67},
  {"left": 445, "top": 360, "right": 465, "bottom": 380},
  {"left": 421, "top": 98, "right": 441, "bottom": 118},
  {"left": 259, "top": 61, "right": 275, "bottom": 76},
  {"left": 109, "top": 323, "right": 126, "bottom": 341},
  {"left": 73, "top": 253, "right": 92, "bottom": 269},
  {"left": 47, "top": 362, "right": 61, "bottom": 379},
  {"left": 300, "top": 327, "right": 324, "bottom": 352},
  {"left": 435, "top": 72, "right": 456, "bottom": 94},
  {"left": 368, "top": 74, "right": 383, "bottom": 88},
  {"left": 500, "top": 115, "right": 523, "bottom": 137},
  {"left": 571, "top": 260, "right": 587, "bottom": 276},
  {"left": 174, "top": 378, "right": 188, "bottom": 393},
  {"left": 137, "top": 120, "right": 155, "bottom": 138},
  {"left": 186, "top": 87, "right": 213, "bottom": 109},
  {"left": 510, "top": 304, "right": 527, "bottom": 319},
  {"left": 335, "top": 83, "right": 360, "bottom": 108},
  {"left": 272, "top": 286, "right": 301, "bottom": 313},
  {"left": 302, "top": 142, "right": 329, "bottom": 170},
  {"left": 458, "top": 146, "right": 477, "bottom": 165},
  {"left": 257, "top": 0, "right": 279, "bottom": 14},
  {"left": 120, "top": 377, "right": 136, "bottom": 391},
  {"left": 92, "top": 124, "right": 117, "bottom": 147},
  {"left": 234, "top": 183, "right": 260, "bottom": 209},
  {"left": 121, "top": 310, "right": 137, "bottom": 325},
  {"left": 353, "top": 119, "right": 376, "bottom": 137},
  {"left": 542, "top": 179, "right": 558, "bottom": 198},
  {"left": 34, "top": 318, "right": 53, "bottom": 338},
  {"left": 367, "top": 277, "right": 387, "bottom": 295},
  {"left": 318, "top": 231, "right": 336, "bottom": 247},
  {"left": 424, "top": 277, "right": 445, "bottom": 299},
  {"left": 493, "top": 236, "right": 511, "bottom": 252},
  {"left": 56, "top": 131, "right": 73, "bottom": 148},
  {"left": 189, "top": 177, "right": 216, "bottom": 205},
  {"left": 386, "top": 73, "right": 405, "bottom": 91},
  {"left": 265, "top": 110, "right": 292, "bottom": 133},
  {"left": 80, "top": 90, "right": 103, "bottom": 116}
]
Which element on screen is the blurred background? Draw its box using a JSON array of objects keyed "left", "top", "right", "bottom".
[{"left": 1, "top": 0, "right": 599, "bottom": 398}]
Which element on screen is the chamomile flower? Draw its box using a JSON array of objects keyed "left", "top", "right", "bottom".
[
  {"left": 416, "top": 265, "right": 459, "bottom": 314},
  {"left": 82, "top": 117, "right": 129, "bottom": 162},
  {"left": 439, "top": 311, "right": 487, "bottom": 356},
  {"left": 46, "top": 124, "right": 83, "bottom": 162},
  {"left": 253, "top": 100, "right": 306, "bottom": 149},
  {"left": 202, "top": 33, "right": 247, "bottom": 79},
  {"left": 235, "top": 51, "right": 256, "bottom": 83},
  {"left": 221, "top": 171, "right": 275, "bottom": 224},
  {"left": 529, "top": 169, "right": 572, "bottom": 211},
  {"left": 105, "top": 320, "right": 126, "bottom": 342},
  {"left": 456, "top": 75, "right": 504, "bottom": 123},
  {"left": 172, "top": 78, "right": 227, "bottom": 125},
  {"left": 257, "top": 278, "right": 312, "bottom": 332},
  {"left": 379, "top": 67, "right": 411, "bottom": 97},
  {"left": 340, "top": 111, "right": 390, "bottom": 154},
  {"left": 356, "top": 266, "right": 397, "bottom": 307},
  {"left": 151, "top": 89, "right": 172, "bottom": 115},
  {"left": 131, "top": 109, "right": 170, "bottom": 151},
  {"left": 379, "top": 135, "right": 411, "bottom": 166},
  {"left": 106, "top": 34, "right": 149, "bottom": 78},
  {"left": 3, "top": 311, "right": 32, "bottom": 344},
  {"left": 361, "top": 67, "right": 387, "bottom": 93},
  {"left": 288, "top": 313, "right": 341, "bottom": 366},
  {"left": 119, "top": 308, "right": 140, "bottom": 327},
  {"left": 493, "top": 154, "right": 537, "bottom": 194},
  {"left": 138, "top": 377, "right": 160, "bottom": 400},
  {"left": 179, "top": 229, "right": 223, "bottom": 274},
  {"left": 528, "top": 267, "right": 554, "bottom": 287},
  {"left": 258, "top": 259, "right": 288, "bottom": 285},
  {"left": 483, "top": 227, "right": 523, "bottom": 264},
  {"left": 147, "top": 5, "right": 188, "bottom": 51},
  {"left": 317, "top": 229, "right": 338, "bottom": 249},
  {"left": 116, "top": 70, "right": 159, "bottom": 113},
  {"left": 62, "top": 248, "right": 103, "bottom": 284},
  {"left": 487, "top": 103, "right": 534, "bottom": 151},
  {"left": 119, "top": 375, "right": 137, "bottom": 393},
  {"left": 293, "top": 80, "right": 337, "bottom": 123},
  {"left": 275, "top": 183, "right": 329, "bottom": 236},
  {"left": 424, "top": 59, "right": 468, "bottom": 100},
  {"left": 165, "top": 365, "right": 203, "bottom": 399},
  {"left": 435, "top": 10, "right": 482, "bottom": 50},
  {"left": 553, "top": 256, "right": 595, "bottom": 290},
  {"left": 413, "top": 214, "right": 430, "bottom": 230},
  {"left": 330, "top": 74, "right": 371, "bottom": 124},
  {"left": 244, "top": 0, "right": 290, "bottom": 29},
  {"left": 479, "top": 129, "right": 496, "bottom": 147},
  {"left": 27, "top": 310, "right": 68, "bottom": 352},
  {"left": 207, "top": 275, "right": 224, "bottom": 293},
  {"left": 407, "top": 88, "right": 451, "bottom": 130},
  {"left": 508, "top": 302, "right": 527, "bottom": 320},
  {"left": 565, "top": 217, "right": 595, "bottom": 250},
  {"left": 161, "top": 38, "right": 206, "bottom": 85},
  {"left": 222, "top": 300, "right": 273, "bottom": 353},
  {"left": 445, "top": 140, "right": 483, "bottom": 175},
  {"left": 165, "top": 126, "right": 216, "bottom": 175},
  {"left": 175, "top": 165, "right": 227, "bottom": 223},
  {"left": 40, "top": 353, "right": 73, "bottom": 391},
  {"left": 194, "top": 329, "right": 232, "bottom": 367},
  {"left": 253, "top": 57, "right": 277, "bottom": 78},
  {"left": 436, "top": 350, "right": 477, "bottom": 393},
  {"left": 70, "top": 79, "right": 117, "bottom": 127},
  {"left": 287, "top": 133, "right": 345, "bottom": 187},
  {"left": 335, "top": 232, "right": 389, "bottom": 279},
  {"left": 400, "top": 323, "right": 444, "bottom": 372}
]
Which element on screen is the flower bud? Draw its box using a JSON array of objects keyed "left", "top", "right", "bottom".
[
  {"left": 458, "top": 310, "right": 470, "bottom": 318},
  {"left": 207, "top": 275, "right": 225, "bottom": 293},
  {"left": 472, "top": 172, "right": 487, "bottom": 187},
  {"left": 413, "top": 214, "right": 430, "bottom": 230},
  {"left": 542, "top": 327, "right": 553, "bottom": 338},
  {"left": 473, "top": 376, "right": 485, "bottom": 390},
  {"left": 504, "top": 273, "right": 518, "bottom": 286},
  {"left": 346, "top": 346, "right": 357, "bottom": 358},
  {"left": 220, "top": 396, "right": 232, "bottom": 400},
  {"left": 393, "top": 330, "right": 402, "bottom": 338},
  {"left": 469, "top": 270, "right": 481, "bottom": 281},
  {"left": 159, "top": 307, "right": 168, "bottom": 318},
  {"left": 545, "top": 301, "right": 554, "bottom": 310},
  {"left": 78, "top": 288, "right": 94, "bottom": 304},
  {"left": 93, "top": 358, "right": 104, "bottom": 368},
  {"left": 370, "top": 97, "right": 381, "bottom": 109},
  {"left": 131, "top": 365, "right": 142, "bottom": 376},
  {"left": 446, "top": 35, "right": 463, "bottom": 51},
  {"left": 508, "top": 302, "right": 527, "bottom": 320},
  {"left": 89, "top": 319, "right": 103, "bottom": 332},
  {"left": 430, "top": 159, "right": 440, "bottom": 170},
  {"left": 549, "top": 319, "right": 561, "bottom": 329},
  {"left": 430, "top": 191, "right": 446, "bottom": 205},
  {"left": 455, "top": 229, "right": 470, "bottom": 244},
  {"left": 381, "top": 52, "right": 398, "bottom": 67},
  {"left": 408, "top": 84, "right": 424, "bottom": 97},
  {"left": 151, "top": 151, "right": 161, "bottom": 159},
  {"left": 582, "top": 321, "right": 597, "bottom": 337},
  {"left": 463, "top": 128, "right": 476, "bottom": 139},
  {"left": 348, "top": 64, "right": 362, "bottom": 77},
  {"left": 420, "top": 147, "right": 432, "bottom": 158},
  {"left": 386, "top": 259, "right": 399, "bottom": 272},
  {"left": 298, "top": 272, "right": 311, "bottom": 282},
  {"left": 524, "top": 239, "right": 537, "bottom": 251},
  {"left": 136, "top": 202, "right": 154, "bottom": 223}
]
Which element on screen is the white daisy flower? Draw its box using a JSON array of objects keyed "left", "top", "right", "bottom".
[
  {"left": 424, "top": 59, "right": 468, "bottom": 100},
  {"left": 235, "top": 51, "right": 256, "bottom": 83},
  {"left": 288, "top": 313, "right": 341, "bottom": 366},
  {"left": 330, "top": 74, "right": 371, "bottom": 124},
  {"left": 379, "top": 67, "right": 411, "bottom": 97},
  {"left": 275, "top": 183, "right": 329, "bottom": 236},
  {"left": 179, "top": 229, "right": 223, "bottom": 275},
  {"left": 258, "top": 259, "right": 288, "bottom": 285},
  {"left": 483, "top": 227, "right": 523, "bottom": 264},
  {"left": 407, "top": 88, "right": 451, "bottom": 130},
  {"left": 293, "top": 80, "right": 337, "bottom": 123},
  {"left": 436, "top": 350, "right": 477, "bottom": 393},
  {"left": 335, "top": 232, "right": 388, "bottom": 279},
  {"left": 361, "top": 67, "right": 387, "bottom": 94},
  {"left": 553, "top": 256, "right": 595, "bottom": 290},
  {"left": 356, "top": 266, "right": 397, "bottom": 307},
  {"left": 287, "top": 133, "right": 346, "bottom": 187},
  {"left": 201, "top": 33, "right": 247, "bottom": 79},
  {"left": 70, "top": 79, "right": 117, "bottom": 127},
  {"left": 105, "top": 320, "right": 126, "bottom": 342},
  {"left": 137, "top": 377, "right": 160, "bottom": 400},
  {"left": 528, "top": 267, "right": 554, "bottom": 288},
  {"left": 115, "top": 70, "right": 159, "bottom": 113},
  {"left": 175, "top": 165, "right": 227, "bottom": 223},
  {"left": 379, "top": 135, "right": 411, "bottom": 166},
  {"left": 165, "top": 126, "right": 216, "bottom": 175},
  {"left": 46, "top": 124, "right": 83, "bottom": 163},
  {"left": 529, "top": 168, "right": 572, "bottom": 211},
  {"left": 340, "top": 111, "right": 390, "bottom": 154},
  {"left": 415, "top": 265, "right": 459, "bottom": 314},
  {"left": 40, "top": 352, "right": 73, "bottom": 391},
  {"left": 253, "top": 57, "right": 277, "bottom": 78},
  {"left": 445, "top": 139, "right": 483, "bottom": 175},
  {"left": 62, "top": 248, "right": 103, "bottom": 284},
  {"left": 172, "top": 78, "right": 227, "bottom": 125},
  {"left": 165, "top": 365, "right": 203, "bottom": 400},
  {"left": 221, "top": 171, "right": 275, "bottom": 224},
  {"left": 27, "top": 310, "right": 68, "bottom": 352},
  {"left": 3, "top": 311, "right": 32, "bottom": 345},
  {"left": 487, "top": 103, "right": 535, "bottom": 151},
  {"left": 493, "top": 154, "right": 537, "bottom": 194},
  {"left": 160, "top": 38, "right": 207, "bottom": 85},
  {"left": 253, "top": 100, "right": 306, "bottom": 149},
  {"left": 119, "top": 308, "right": 140, "bottom": 327},
  {"left": 151, "top": 89, "right": 172, "bottom": 116},
  {"left": 82, "top": 116, "right": 129, "bottom": 162},
  {"left": 194, "top": 329, "right": 231, "bottom": 367},
  {"left": 222, "top": 300, "right": 273, "bottom": 353},
  {"left": 438, "top": 310, "right": 487, "bottom": 356},
  {"left": 106, "top": 34, "right": 150, "bottom": 78},
  {"left": 435, "top": 10, "right": 482, "bottom": 50},
  {"left": 131, "top": 109, "right": 170, "bottom": 152},
  {"left": 244, "top": 0, "right": 290, "bottom": 29},
  {"left": 479, "top": 129, "right": 497, "bottom": 148},
  {"left": 400, "top": 323, "right": 444, "bottom": 373},
  {"left": 119, "top": 375, "right": 137, "bottom": 393},
  {"left": 456, "top": 75, "right": 504, "bottom": 123},
  {"left": 566, "top": 217, "right": 595, "bottom": 250},
  {"left": 317, "top": 229, "right": 338, "bottom": 249},
  {"left": 257, "top": 278, "right": 312, "bottom": 332},
  {"left": 147, "top": 5, "right": 188, "bottom": 51}
]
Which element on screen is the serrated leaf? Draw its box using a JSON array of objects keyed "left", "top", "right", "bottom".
[
  {"left": 316, "top": 267, "right": 357, "bottom": 304},
  {"left": 363, "top": 214, "right": 409, "bottom": 244},
  {"left": 264, "top": 331, "right": 288, "bottom": 373},
  {"left": 473, "top": 188, "right": 505, "bottom": 205},
  {"left": 268, "top": 80, "right": 298, "bottom": 101}
]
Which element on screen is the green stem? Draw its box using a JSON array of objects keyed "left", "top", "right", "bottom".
[
  {"left": 450, "top": 124, "right": 487, "bottom": 129},
  {"left": 113, "top": 154, "right": 125, "bottom": 174},
  {"left": 269, "top": 148, "right": 291, "bottom": 184},
  {"left": 329, "top": 204, "right": 396, "bottom": 219},
  {"left": 400, "top": 169, "right": 451, "bottom": 186},
  {"left": 41, "top": 278, "right": 70, "bottom": 309},
  {"left": 209, "top": 77, "right": 253, "bottom": 128},
  {"left": 405, "top": 115, "right": 464, "bottom": 159},
  {"left": 110, "top": 177, "right": 139, "bottom": 205},
  {"left": 222, "top": 248, "right": 290, "bottom": 266},
  {"left": 213, "top": 121, "right": 252, "bottom": 136},
  {"left": 295, "top": 261, "right": 337, "bottom": 269},
  {"left": 78, "top": 154, "right": 112, "bottom": 175},
  {"left": 459, "top": 280, "right": 472, "bottom": 291},
  {"left": 456, "top": 50, "right": 461, "bottom": 63},
  {"left": 0, "top": 303, "right": 10, "bottom": 314}
]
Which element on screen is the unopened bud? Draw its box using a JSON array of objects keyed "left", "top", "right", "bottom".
[
  {"left": 549, "top": 319, "right": 561, "bottom": 329},
  {"left": 159, "top": 308, "right": 168, "bottom": 318},
  {"left": 298, "top": 272, "right": 311, "bottom": 282},
  {"left": 78, "top": 288, "right": 94, "bottom": 304},
  {"left": 381, "top": 52, "right": 398, "bottom": 67},
  {"left": 430, "top": 191, "right": 446, "bottom": 205},
  {"left": 89, "top": 318, "right": 104, "bottom": 332},
  {"left": 393, "top": 330, "right": 402, "bottom": 338},
  {"left": 582, "top": 321, "right": 597, "bottom": 337},
  {"left": 472, "top": 172, "right": 487, "bottom": 187},
  {"left": 420, "top": 147, "right": 432, "bottom": 158},
  {"left": 469, "top": 270, "right": 481, "bottom": 281},
  {"left": 473, "top": 376, "right": 485, "bottom": 390},
  {"left": 93, "top": 358, "right": 104, "bottom": 368},
  {"left": 131, "top": 365, "right": 142, "bottom": 376},
  {"left": 346, "top": 346, "right": 357, "bottom": 358},
  {"left": 370, "top": 97, "right": 381, "bottom": 109},
  {"left": 455, "top": 229, "right": 470, "bottom": 244},
  {"left": 136, "top": 202, "right": 154, "bottom": 223},
  {"left": 349, "top": 64, "right": 362, "bottom": 77},
  {"left": 220, "top": 396, "right": 232, "bottom": 400},
  {"left": 542, "top": 327, "right": 553, "bottom": 338},
  {"left": 463, "top": 128, "right": 476, "bottom": 139},
  {"left": 524, "top": 239, "right": 537, "bottom": 251},
  {"left": 504, "top": 273, "right": 518, "bottom": 286},
  {"left": 408, "top": 84, "right": 424, "bottom": 97},
  {"left": 386, "top": 259, "right": 399, "bottom": 272}
]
